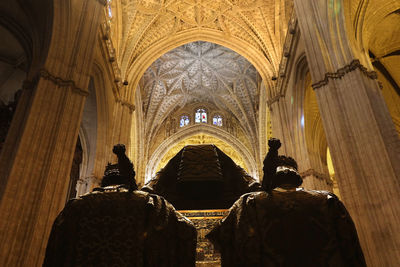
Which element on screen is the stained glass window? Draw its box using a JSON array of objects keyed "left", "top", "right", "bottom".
[
  {"left": 195, "top": 109, "right": 207, "bottom": 123},
  {"left": 107, "top": 0, "right": 112, "bottom": 18},
  {"left": 213, "top": 115, "right": 223, "bottom": 126},
  {"left": 180, "top": 115, "right": 190, "bottom": 127}
]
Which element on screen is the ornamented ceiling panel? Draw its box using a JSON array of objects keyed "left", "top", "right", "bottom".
[
  {"left": 140, "top": 41, "right": 259, "bottom": 143},
  {"left": 115, "top": 0, "right": 294, "bottom": 77}
]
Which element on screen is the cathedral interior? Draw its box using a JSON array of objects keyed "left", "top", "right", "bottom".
[{"left": 0, "top": 0, "right": 399, "bottom": 266}]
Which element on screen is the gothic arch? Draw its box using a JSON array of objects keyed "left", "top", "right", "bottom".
[
  {"left": 344, "top": 0, "right": 400, "bottom": 63},
  {"left": 344, "top": 0, "right": 400, "bottom": 135},
  {"left": 125, "top": 30, "right": 273, "bottom": 103},
  {"left": 146, "top": 124, "right": 258, "bottom": 183}
]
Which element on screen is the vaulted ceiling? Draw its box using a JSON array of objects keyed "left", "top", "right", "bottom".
[
  {"left": 139, "top": 41, "right": 259, "bottom": 143},
  {"left": 111, "top": 0, "right": 294, "bottom": 81},
  {"left": 106, "top": 0, "right": 294, "bottom": 176}
]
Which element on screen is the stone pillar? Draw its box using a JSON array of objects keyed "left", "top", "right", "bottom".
[
  {"left": 294, "top": 0, "right": 400, "bottom": 265},
  {"left": 76, "top": 175, "right": 101, "bottom": 196},
  {"left": 268, "top": 98, "right": 293, "bottom": 156},
  {"left": 110, "top": 98, "right": 134, "bottom": 157},
  {"left": 0, "top": 1, "right": 104, "bottom": 266},
  {"left": 300, "top": 169, "right": 332, "bottom": 191}
]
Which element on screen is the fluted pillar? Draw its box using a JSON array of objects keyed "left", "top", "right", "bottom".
[
  {"left": 0, "top": 0, "right": 104, "bottom": 266},
  {"left": 268, "top": 98, "right": 293, "bottom": 156},
  {"left": 76, "top": 175, "right": 101, "bottom": 196},
  {"left": 294, "top": 0, "right": 400, "bottom": 265},
  {"left": 301, "top": 169, "right": 332, "bottom": 191},
  {"left": 110, "top": 97, "right": 135, "bottom": 155}
]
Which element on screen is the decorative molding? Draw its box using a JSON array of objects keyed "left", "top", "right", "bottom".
[
  {"left": 267, "top": 94, "right": 285, "bottom": 107},
  {"left": 100, "top": 21, "right": 122, "bottom": 89},
  {"left": 300, "top": 168, "right": 333, "bottom": 185},
  {"left": 117, "top": 99, "right": 135, "bottom": 113},
  {"left": 275, "top": 13, "right": 298, "bottom": 97},
  {"left": 23, "top": 69, "right": 89, "bottom": 96},
  {"left": 312, "top": 59, "right": 378, "bottom": 90}
]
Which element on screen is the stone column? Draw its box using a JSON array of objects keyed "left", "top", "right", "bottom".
[
  {"left": 110, "top": 97, "right": 135, "bottom": 157},
  {"left": 0, "top": 1, "right": 104, "bottom": 266},
  {"left": 268, "top": 97, "right": 293, "bottom": 156},
  {"left": 300, "top": 169, "right": 332, "bottom": 191},
  {"left": 294, "top": 0, "right": 400, "bottom": 265},
  {"left": 76, "top": 175, "right": 101, "bottom": 196}
]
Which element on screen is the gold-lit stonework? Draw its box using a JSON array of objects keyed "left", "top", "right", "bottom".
[{"left": 179, "top": 209, "right": 229, "bottom": 266}]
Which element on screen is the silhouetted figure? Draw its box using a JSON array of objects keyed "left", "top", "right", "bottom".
[
  {"left": 207, "top": 138, "right": 366, "bottom": 267},
  {"left": 43, "top": 144, "right": 196, "bottom": 267}
]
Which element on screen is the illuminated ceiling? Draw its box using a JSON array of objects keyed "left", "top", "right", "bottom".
[
  {"left": 140, "top": 41, "right": 259, "bottom": 143},
  {"left": 107, "top": 0, "right": 294, "bottom": 180},
  {"left": 110, "top": 0, "right": 294, "bottom": 82}
]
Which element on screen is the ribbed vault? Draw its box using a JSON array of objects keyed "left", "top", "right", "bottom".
[{"left": 140, "top": 41, "right": 259, "bottom": 145}]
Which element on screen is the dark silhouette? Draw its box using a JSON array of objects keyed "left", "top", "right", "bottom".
[
  {"left": 43, "top": 144, "right": 196, "bottom": 267},
  {"left": 207, "top": 138, "right": 366, "bottom": 267}
]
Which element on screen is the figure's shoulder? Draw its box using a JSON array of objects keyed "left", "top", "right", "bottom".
[
  {"left": 233, "top": 191, "right": 268, "bottom": 207},
  {"left": 298, "top": 188, "right": 339, "bottom": 200},
  {"left": 66, "top": 189, "right": 153, "bottom": 213},
  {"left": 293, "top": 188, "right": 342, "bottom": 208}
]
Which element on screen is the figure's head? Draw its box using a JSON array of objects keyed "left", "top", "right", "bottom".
[
  {"left": 273, "top": 155, "right": 302, "bottom": 189},
  {"left": 101, "top": 163, "right": 130, "bottom": 187},
  {"left": 262, "top": 138, "right": 303, "bottom": 191}
]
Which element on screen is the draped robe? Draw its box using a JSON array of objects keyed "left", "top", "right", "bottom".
[
  {"left": 207, "top": 189, "right": 366, "bottom": 267},
  {"left": 43, "top": 189, "right": 196, "bottom": 267}
]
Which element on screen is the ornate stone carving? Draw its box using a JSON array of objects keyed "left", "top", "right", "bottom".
[
  {"left": 180, "top": 209, "right": 229, "bottom": 266},
  {"left": 312, "top": 59, "right": 378, "bottom": 90},
  {"left": 140, "top": 41, "right": 259, "bottom": 150},
  {"left": 117, "top": 0, "right": 293, "bottom": 75},
  {"left": 116, "top": 99, "right": 135, "bottom": 113},
  {"left": 100, "top": 21, "right": 122, "bottom": 90}
]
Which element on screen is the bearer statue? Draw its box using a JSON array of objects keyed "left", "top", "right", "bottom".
[
  {"left": 43, "top": 144, "right": 196, "bottom": 267},
  {"left": 207, "top": 138, "right": 366, "bottom": 267}
]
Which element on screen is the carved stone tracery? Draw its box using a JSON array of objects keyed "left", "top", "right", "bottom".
[
  {"left": 139, "top": 41, "right": 260, "bottom": 167},
  {"left": 113, "top": 0, "right": 294, "bottom": 82}
]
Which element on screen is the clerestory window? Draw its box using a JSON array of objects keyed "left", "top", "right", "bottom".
[
  {"left": 195, "top": 108, "right": 207, "bottom": 123},
  {"left": 213, "top": 115, "right": 223, "bottom": 126},
  {"left": 180, "top": 115, "right": 190, "bottom": 127}
]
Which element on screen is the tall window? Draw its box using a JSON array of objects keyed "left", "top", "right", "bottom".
[
  {"left": 195, "top": 108, "right": 207, "bottom": 123},
  {"left": 213, "top": 115, "right": 223, "bottom": 126},
  {"left": 180, "top": 115, "right": 190, "bottom": 127}
]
